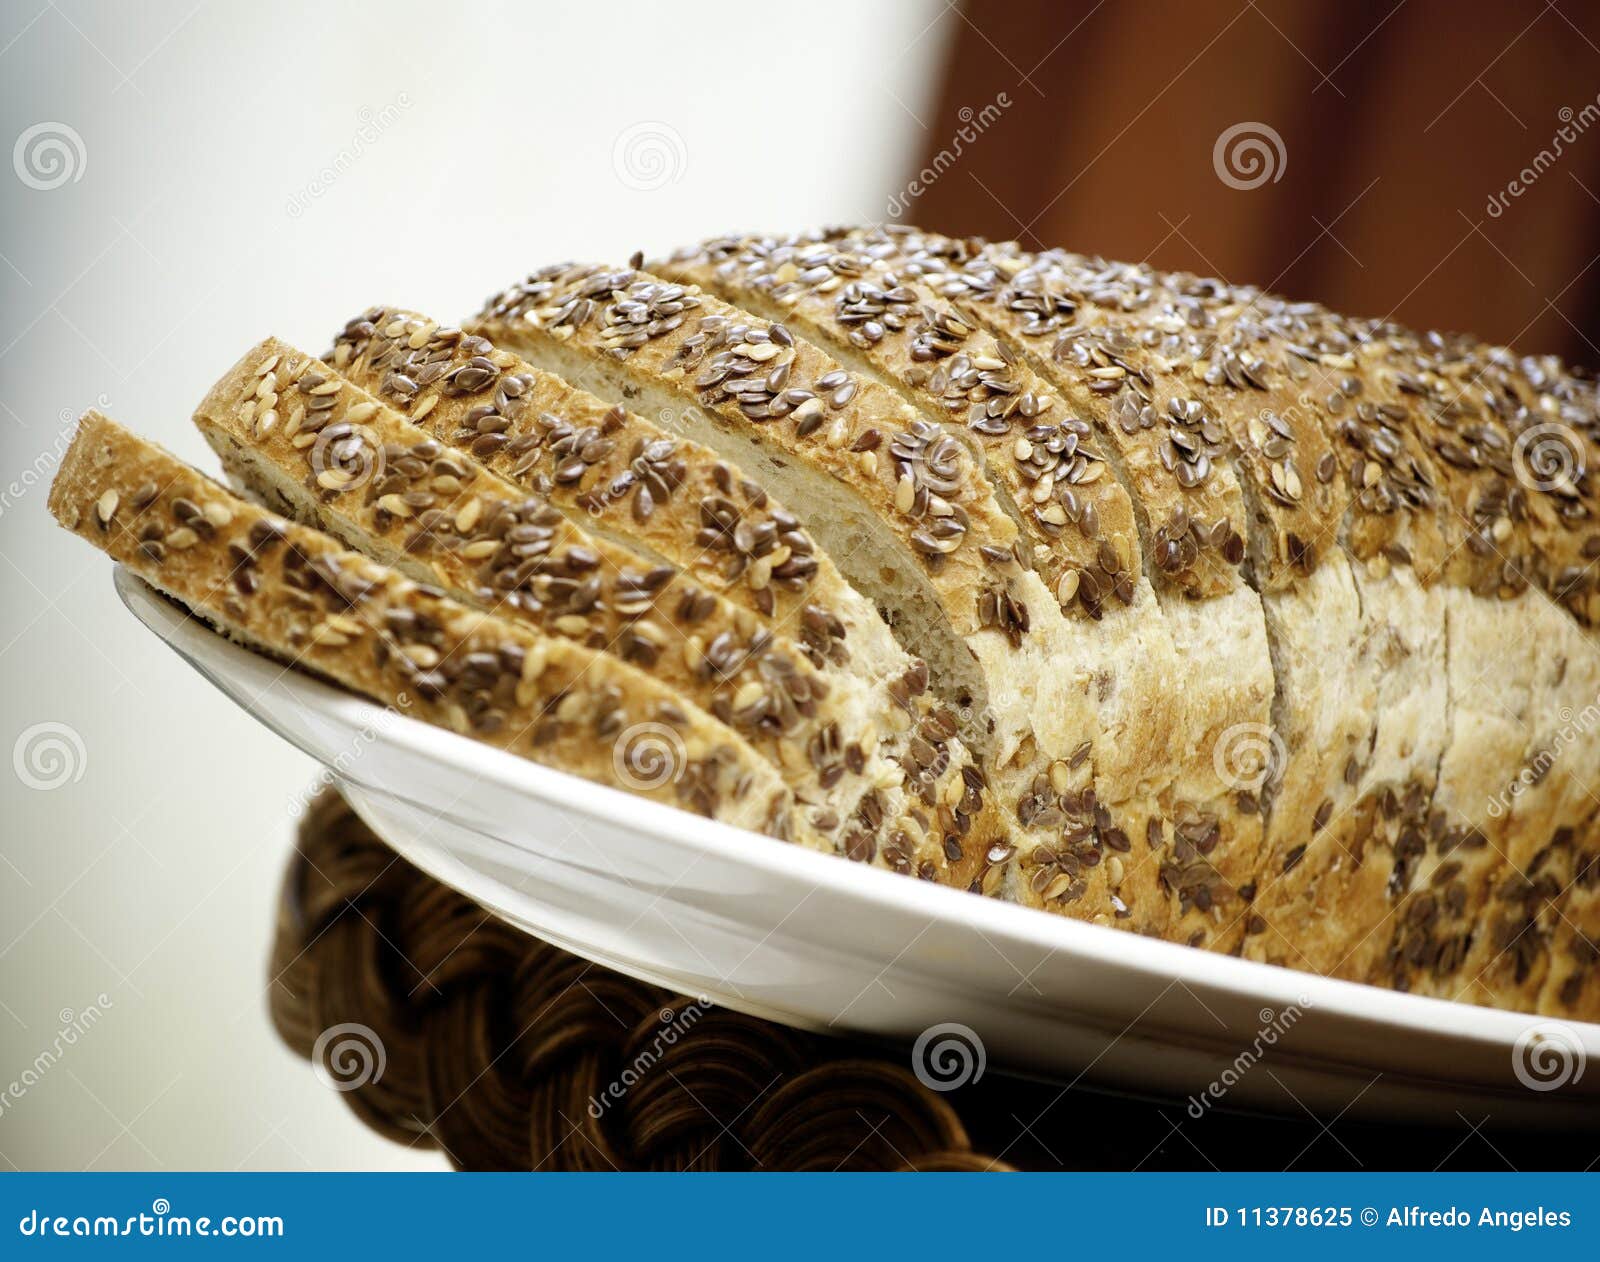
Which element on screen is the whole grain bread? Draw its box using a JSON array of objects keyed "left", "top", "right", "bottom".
[
  {"left": 45, "top": 220, "right": 1600, "bottom": 1022},
  {"left": 470, "top": 263, "right": 1187, "bottom": 933},
  {"left": 195, "top": 336, "right": 1002, "bottom": 885},
  {"left": 50, "top": 410, "right": 794, "bottom": 836},
  {"left": 653, "top": 238, "right": 1269, "bottom": 947},
  {"left": 316, "top": 310, "right": 1007, "bottom": 889},
  {"left": 463, "top": 237, "right": 1600, "bottom": 1019}
]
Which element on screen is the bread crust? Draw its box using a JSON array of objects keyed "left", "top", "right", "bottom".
[
  {"left": 317, "top": 311, "right": 1007, "bottom": 890},
  {"left": 469, "top": 265, "right": 1186, "bottom": 929},
  {"left": 655, "top": 239, "right": 1263, "bottom": 943},
  {"left": 766, "top": 227, "right": 1600, "bottom": 1009},
  {"left": 50, "top": 410, "right": 793, "bottom": 835},
  {"left": 42, "top": 223, "right": 1600, "bottom": 1020},
  {"left": 700, "top": 232, "right": 1273, "bottom": 947},
  {"left": 195, "top": 338, "right": 915, "bottom": 848}
]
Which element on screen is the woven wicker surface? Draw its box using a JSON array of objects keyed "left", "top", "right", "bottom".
[{"left": 269, "top": 790, "right": 1597, "bottom": 1171}]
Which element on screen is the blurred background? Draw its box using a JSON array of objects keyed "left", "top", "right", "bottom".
[
  {"left": 913, "top": 0, "right": 1600, "bottom": 357},
  {"left": 1, "top": 0, "right": 1598, "bottom": 1171}
]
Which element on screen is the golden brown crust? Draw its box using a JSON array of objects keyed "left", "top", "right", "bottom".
[
  {"left": 815, "top": 227, "right": 1600, "bottom": 1012},
  {"left": 838, "top": 231, "right": 1251, "bottom": 599},
  {"left": 50, "top": 410, "right": 793, "bottom": 835},
  {"left": 1009, "top": 248, "right": 1348, "bottom": 593},
  {"left": 657, "top": 239, "right": 1143, "bottom": 621},
  {"left": 654, "top": 236, "right": 1252, "bottom": 944},
  {"left": 192, "top": 338, "right": 900, "bottom": 845},
  {"left": 470, "top": 264, "right": 1035, "bottom": 645},
  {"left": 1397, "top": 331, "right": 1600, "bottom": 616},
  {"left": 468, "top": 264, "right": 1184, "bottom": 929},
  {"left": 860, "top": 228, "right": 1455, "bottom": 587},
  {"left": 324, "top": 308, "right": 846, "bottom": 638},
  {"left": 309, "top": 313, "right": 1005, "bottom": 891}
]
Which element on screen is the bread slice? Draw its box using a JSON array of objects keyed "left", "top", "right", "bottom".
[
  {"left": 654, "top": 237, "right": 1285, "bottom": 945},
  {"left": 658, "top": 236, "right": 1280, "bottom": 947},
  {"left": 467, "top": 264, "right": 1182, "bottom": 930},
  {"left": 49, "top": 410, "right": 793, "bottom": 835},
  {"left": 311, "top": 315, "right": 1005, "bottom": 891},
  {"left": 191, "top": 342, "right": 848, "bottom": 840},
  {"left": 794, "top": 227, "right": 1600, "bottom": 1004},
  {"left": 1542, "top": 852, "right": 1600, "bottom": 1017},
  {"left": 1175, "top": 276, "right": 1600, "bottom": 1010},
  {"left": 839, "top": 229, "right": 1457, "bottom": 973},
  {"left": 1382, "top": 586, "right": 1600, "bottom": 1016},
  {"left": 1018, "top": 241, "right": 1600, "bottom": 1014}
]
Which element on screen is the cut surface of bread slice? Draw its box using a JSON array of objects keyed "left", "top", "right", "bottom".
[
  {"left": 315, "top": 312, "right": 1006, "bottom": 891},
  {"left": 191, "top": 337, "right": 926, "bottom": 861},
  {"left": 751, "top": 227, "right": 1600, "bottom": 999},
  {"left": 469, "top": 263, "right": 1179, "bottom": 931},
  {"left": 655, "top": 238, "right": 1272, "bottom": 945},
  {"left": 50, "top": 409, "right": 792, "bottom": 837}
]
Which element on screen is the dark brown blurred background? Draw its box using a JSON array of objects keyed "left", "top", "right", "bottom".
[{"left": 910, "top": 0, "right": 1600, "bottom": 363}]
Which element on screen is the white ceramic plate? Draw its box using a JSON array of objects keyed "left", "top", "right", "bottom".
[{"left": 115, "top": 567, "right": 1600, "bottom": 1127}]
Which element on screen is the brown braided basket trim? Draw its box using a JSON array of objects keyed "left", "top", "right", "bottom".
[
  {"left": 273, "top": 791, "right": 1600, "bottom": 1171},
  {"left": 270, "top": 789, "right": 1009, "bottom": 1171}
]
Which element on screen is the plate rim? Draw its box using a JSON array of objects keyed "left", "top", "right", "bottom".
[{"left": 113, "top": 566, "right": 1600, "bottom": 1067}]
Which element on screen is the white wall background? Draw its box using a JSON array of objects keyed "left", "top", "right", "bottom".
[{"left": 0, "top": 0, "right": 954, "bottom": 1170}]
